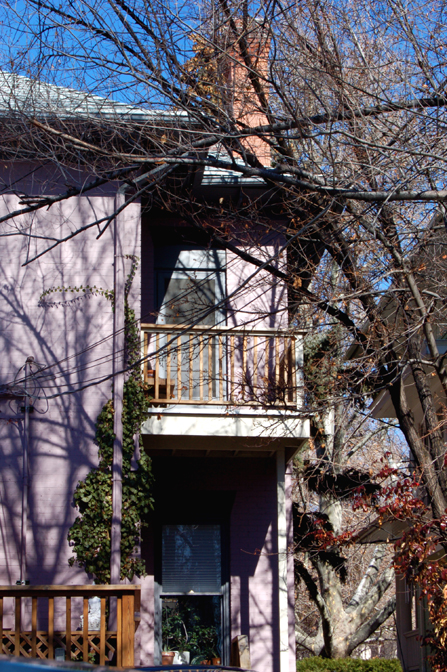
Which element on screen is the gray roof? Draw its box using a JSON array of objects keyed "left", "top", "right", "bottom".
[
  {"left": 0, "top": 71, "right": 268, "bottom": 188},
  {"left": 202, "top": 145, "right": 266, "bottom": 187},
  {"left": 0, "top": 71, "right": 184, "bottom": 122}
]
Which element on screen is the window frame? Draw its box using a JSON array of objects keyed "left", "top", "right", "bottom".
[{"left": 154, "top": 516, "right": 230, "bottom": 665}]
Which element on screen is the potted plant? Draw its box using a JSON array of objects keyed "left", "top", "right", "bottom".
[
  {"left": 200, "top": 625, "right": 220, "bottom": 665},
  {"left": 189, "top": 624, "right": 220, "bottom": 665},
  {"left": 161, "top": 604, "right": 178, "bottom": 665},
  {"left": 173, "top": 632, "right": 190, "bottom": 665},
  {"left": 161, "top": 652, "right": 175, "bottom": 666},
  {"left": 162, "top": 602, "right": 190, "bottom": 664}
]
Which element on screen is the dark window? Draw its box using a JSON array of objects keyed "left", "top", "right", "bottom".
[{"left": 162, "top": 524, "right": 221, "bottom": 594}]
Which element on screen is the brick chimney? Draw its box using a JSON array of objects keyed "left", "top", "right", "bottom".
[{"left": 223, "top": 18, "right": 271, "bottom": 166}]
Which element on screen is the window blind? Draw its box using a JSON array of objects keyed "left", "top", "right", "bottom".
[{"left": 162, "top": 524, "right": 221, "bottom": 593}]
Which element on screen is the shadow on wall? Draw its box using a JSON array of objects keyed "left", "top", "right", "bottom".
[{"left": 0, "top": 164, "right": 140, "bottom": 629}]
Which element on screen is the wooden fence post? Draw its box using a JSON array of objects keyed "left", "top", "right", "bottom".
[{"left": 121, "top": 594, "right": 135, "bottom": 668}]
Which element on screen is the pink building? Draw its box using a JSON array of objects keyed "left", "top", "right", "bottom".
[{"left": 0, "top": 73, "right": 309, "bottom": 672}]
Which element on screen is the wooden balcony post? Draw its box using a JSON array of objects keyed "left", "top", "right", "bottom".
[
  {"left": 31, "top": 597, "right": 37, "bottom": 658},
  {"left": 219, "top": 335, "right": 223, "bottom": 401},
  {"left": 242, "top": 334, "right": 247, "bottom": 400},
  {"left": 65, "top": 596, "right": 71, "bottom": 661},
  {"left": 230, "top": 334, "right": 235, "bottom": 402},
  {"left": 253, "top": 335, "right": 258, "bottom": 398},
  {"left": 121, "top": 593, "right": 135, "bottom": 668},
  {"left": 189, "top": 334, "right": 193, "bottom": 400},
  {"left": 100, "top": 597, "right": 106, "bottom": 665},
  {"left": 166, "top": 341, "right": 171, "bottom": 400},
  {"left": 116, "top": 595, "right": 122, "bottom": 667},
  {"left": 275, "top": 336, "right": 280, "bottom": 401},
  {"left": 288, "top": 338, "right": 294, "bottom": 403},
  {"left": 199, "top": 333, "right": 204, "bottom": 400},
  {"left": 48, "top": 596, "right": 54, "bottom": 659},
  {"left": 208, "top": 336, "right": 213, "bottom": 400},
  {"left": 294, "top": 333, "right": 304, "bottom": 409},
  {"left": 265, "top": 337, "right": 270, "bottom": 397},
  {"left": 293, "top": 337, "right": 297, "bottom": 403},
  {"left": 177, "top": 335, "right": 182, "bottom": 401},
  {"left": 155, "top": 333, "right": 160, "bottom": 400},
  {"left": 82, "top": 597, "right": 88, "bottom": 662},
  {"left": 0, "top": 597, "right": 4, "bottom": 656},
  {"left": 143, "top": 331, "right": 148, "bottom": 383},
  {"left": 14, "top": 596, "right": 21, "bottom": 655}
]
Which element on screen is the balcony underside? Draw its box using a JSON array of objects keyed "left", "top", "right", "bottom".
[{"left": 141, "top": 406, "right": 309, "bottom": 461}]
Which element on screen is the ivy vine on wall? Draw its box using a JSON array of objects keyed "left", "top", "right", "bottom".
[{"left": 53, "top": 256, "right": 154, "bottom": 584}]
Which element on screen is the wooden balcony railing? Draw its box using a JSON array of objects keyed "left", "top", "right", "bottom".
[
  {"left": 0, "top": 585, "right": 140, "bottom": 667},
  {"left": 142, "top": 324, "right": 303, "bottom": 406}
]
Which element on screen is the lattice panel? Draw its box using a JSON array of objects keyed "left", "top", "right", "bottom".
[
  {"left": 1, "top": 631, "right": 117, "bottom": 663},
  {"left": 0, "top": 585, "right": 138, "bottom": 667}
]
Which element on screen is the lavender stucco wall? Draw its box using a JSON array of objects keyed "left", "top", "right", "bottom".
[
  {"left": 226, "top": 242, "right": 288, "bottom": 330},
  {"left": 0, "top": 166, "right": 141, "bottom": 626},
  {"left": 230, "top": 458, "right": 278, "bottom": 672}
]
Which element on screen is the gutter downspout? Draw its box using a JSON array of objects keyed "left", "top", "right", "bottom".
[
  {"left": 110, "top": 188, "right": 126, "bottom": 586},
  {"left": 19, "top": 356, "right": 33, "bottom": 585}
]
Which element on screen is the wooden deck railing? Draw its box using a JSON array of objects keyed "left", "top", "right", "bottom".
[
  {"left": 0, "top": 585, "right": 140, "bottom": 667},
  {"left": 142, "top": 324, "right": 303, "bottom": 406}
]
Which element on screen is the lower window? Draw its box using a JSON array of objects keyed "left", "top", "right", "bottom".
[
  {"left": 156, "top": 523, "right": 227, "bottom": 664},
  {"left": 162, "top": 595, "right": 222, "bottom": 663}
]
